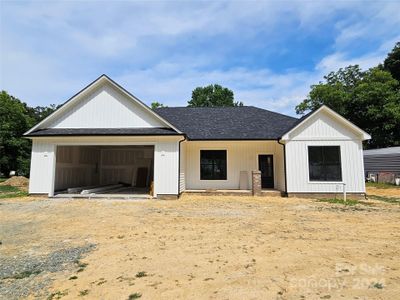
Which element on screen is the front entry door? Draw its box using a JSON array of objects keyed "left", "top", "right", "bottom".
[{"left": 258, "top": 155, "right": 274, "bottom": 189}]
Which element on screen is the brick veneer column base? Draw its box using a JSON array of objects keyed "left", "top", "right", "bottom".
[{"left": 252, "top": 170, "right": 262, "bottom": 196}]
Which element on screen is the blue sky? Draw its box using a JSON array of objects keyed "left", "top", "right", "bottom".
[{"left": 0, "top": 1, "right": 399, "bottom": 116}]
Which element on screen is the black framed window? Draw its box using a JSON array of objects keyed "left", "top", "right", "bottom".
[
  {"left": 308, "top": 146, "right": 342, "bottom": 181},
  {"left": 200, "top": 150, "right": 227, "bottom": 180}
]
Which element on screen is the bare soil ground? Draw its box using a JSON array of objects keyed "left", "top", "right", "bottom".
[
  {"left": 0, "top": 188, "right": 399, "bottom": 300},
  {"left": 367, "top": 186, "right": 400, "bottom": 198}
]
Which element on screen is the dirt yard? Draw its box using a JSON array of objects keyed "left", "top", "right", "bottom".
[{"left": 1, "top": 189, "right": 399, "bottom": 299}]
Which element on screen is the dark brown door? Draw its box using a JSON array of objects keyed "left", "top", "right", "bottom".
[{"left": 258, "top": 155, "right": 274, "bottom": 189}]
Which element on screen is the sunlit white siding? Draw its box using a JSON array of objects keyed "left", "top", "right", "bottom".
[
  {"left": 28, "top": 136, "right": 180, "bottom": 197},
  {"left": 49, "top": 84, "right": 165, "bottom": 129},
  {"left": 29, "top": 140, "right": 56, "bottom": 195},
  {"left": 154, "top": 141, "right": 179, "bottom": 196},
  {"left": 284, "top": 110, "right": 366, "bottom": 193},
  {"left": 286, "top": 140, "right": 365, "bottom": 193}
]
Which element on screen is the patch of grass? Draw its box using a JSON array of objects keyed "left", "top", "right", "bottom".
[
  {"left": 69, "top": 275, "right": 78, "bottom": 280},
  {"left": 97, "top": 279, "right": 107, "bottom": 285},
  {"left": 317, "top": 198, "right": 359, "bottom": 206},
  {"left": 79, "top": 289, "right": 89, "bottom": 296},
  {"left": 366, "top": 182, "right": 399, "bottom": 189},
  {"left": 0, "top": 185, "right": 19, "bottom": 193},
  {"left": 369, "top": 195, "right": 400, "bottom": 204},
  {"left": 369, "top": 282, "right": 384, "bottom": 289},
  {"left": 0, "top": 177, "right": 7, "bottom": 183},
  {"left": 128, "top": 293, "right": 142, "bottom": 299},
  {"left": 47, "top": 290, "right": 68, "bottom": 300},
  {"left": 135, "top": 271, "right": 147, "bottom": 278},
  {"left": 75, "top": 260, "right": 88, "bottom": 272},
  {"left": 7, "top": 269, "right": 41, "bottom": 279},
  {"left": 0, "top": 185, "right": 28, "bottom": 199}
]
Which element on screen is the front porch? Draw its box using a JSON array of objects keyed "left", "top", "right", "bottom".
[{"left": 180, "top": 140, "right": 286, "bottom": 194}]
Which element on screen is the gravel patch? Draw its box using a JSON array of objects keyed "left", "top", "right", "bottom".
[{"left": 0, "top": 244, "right": 95, "bottom": 299}]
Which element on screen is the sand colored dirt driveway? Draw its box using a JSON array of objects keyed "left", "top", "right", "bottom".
[{"left": 1, "top": 192, "right": 400, "bottom": 299}]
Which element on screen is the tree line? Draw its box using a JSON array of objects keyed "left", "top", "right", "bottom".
[
  {"left": 1, "top": 42, "right": 399, "bottom": 176},
  {"left": 0, "top": 93, "right": 60, "bottom": 176}
]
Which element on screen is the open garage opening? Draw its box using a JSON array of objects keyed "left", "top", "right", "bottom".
[{"left": 54, "top": 145, "right": 154, "bottom": 198}]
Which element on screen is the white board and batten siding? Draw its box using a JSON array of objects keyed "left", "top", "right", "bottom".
[
  {"left": 284, "top": 111, "right": 366, "bottom": 193},
  {"left": 184, "top": 141, "right": 285, "bottom": 191},
  {"left": 27, "top": 77, "right": 181, "bottom": 197},
  {"left": 29, "top": 137, "right": 180, "bottom": 197},
  {"left": 47, "top": 84, "right": 165, "bottom": 129},
  {"left": 29, "top": 140, "right": 57, "bottom": 195},
  {"left": 154, "top": 141, "right": 180, "bottom": 195}
]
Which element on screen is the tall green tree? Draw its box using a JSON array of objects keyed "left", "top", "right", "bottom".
[
  {"left": 383, "top": 42, "right": 400, "bottom": 82},
  {"left": 296, "top": 66, "right": 400, "bottom": 149},
  {"left": 187, "top": 84, "right": 243, "bottom": 107},
  {"left": 0, "top": 91, "right": 59, "bottom": 176},
  {"left": 26, "top": 104, "right": 60, "bottom": 123},
  {"left": 151, "top": 101, "right": 167, "bottom": 109},
  {"left": 0, "top": 91, "right": 33, "bottom": 176}
]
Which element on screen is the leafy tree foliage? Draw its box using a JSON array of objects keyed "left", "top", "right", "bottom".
[
  {"left": 27, "top": 104, "right": 60, "bottom": 124},
  {"left": 0, "top": 91, "right": 32, "bottom": 176},
  {"left": 151, "top": 101, "right": 167, "bottom": 109},
  {"left": 383, "top": 42, "right": 400, "bottom": 82},
  {"left": 0, "top": 91, "right": 58, "bottom": 176},
  {"left": 296, "top": 65, "right": 400, "bottom": 149},
  {"left": 187, "top": 84, "right": 243, "bottom": 107}
]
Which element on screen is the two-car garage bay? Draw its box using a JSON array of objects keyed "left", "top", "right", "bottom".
[{"left": 54, "top": 145, "right": 154, "bottom": 198}]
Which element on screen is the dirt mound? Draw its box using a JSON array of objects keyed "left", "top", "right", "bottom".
[{"left": 0, "top": 176, "right": 29, "bottom": 187}]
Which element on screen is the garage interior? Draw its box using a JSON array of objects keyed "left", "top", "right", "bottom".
[{"left": 54, "top": 145, "right": 154, "bottom": 198}]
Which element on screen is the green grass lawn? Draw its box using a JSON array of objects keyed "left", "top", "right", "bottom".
[
  {"left": 0, "top": 185, "right": 28, "bottom": 199},
  {"left": 366, "top": 182, "right": 400, "bottom": 189},
  {"left": 0, "top": 177, "right": 7, "bottom": 183}
]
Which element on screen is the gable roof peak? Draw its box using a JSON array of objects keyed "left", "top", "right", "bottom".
[
  {"left": 24, "top": 74, "right": 182, "bottom": 135},
  {"left": 281, "top": 105, "right": 371, "bottom": 141}
]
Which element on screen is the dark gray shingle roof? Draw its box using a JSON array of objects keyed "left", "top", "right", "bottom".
[
  {"left": 155, "top": 106, "right": 298, "bottom": 140},
  {"left": 26, "top": 127, "right": 180, "bottom": 137}
]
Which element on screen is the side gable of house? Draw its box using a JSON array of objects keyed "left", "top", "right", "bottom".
[
  {"left": 281, "top": 105, "right": 371, "bottom": 141},
  {"left": 49, "top": 83, "right": 165, "bottom": 129},
  {"left": 281, "top": 105, "right": 370, "bottom": 194},
  {"left": 25, "top": 75, "right": 180, "bottom": 135}
]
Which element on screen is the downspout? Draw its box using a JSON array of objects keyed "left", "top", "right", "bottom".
[
  {"left": 277, "top": 139, "right": 288, "bottom": 196},
  {"left": 177, "top": 135, "right": 187, "bottom": 197}
]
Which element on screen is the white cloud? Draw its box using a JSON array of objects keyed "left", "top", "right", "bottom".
[
  {"left": 114, "top": 64, "right": 319, "bottom": 116},
  {"left": 0, "top": 0, "right": 399, "bottom": 116}
]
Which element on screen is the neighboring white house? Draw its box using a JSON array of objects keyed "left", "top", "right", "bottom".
[{"left": 24, "top": 75, "right": 371, "bottom": 199}]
